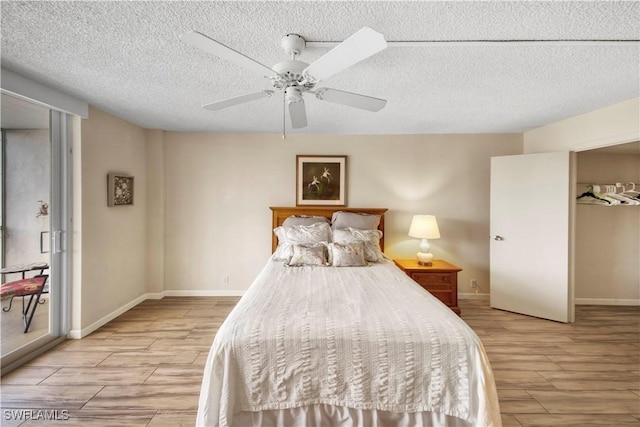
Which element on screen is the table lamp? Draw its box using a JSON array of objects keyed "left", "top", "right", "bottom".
[{"left": 408, "top": 215, "right": 440, "bottom": 266}]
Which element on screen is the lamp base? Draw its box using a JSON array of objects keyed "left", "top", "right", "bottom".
[{"left": 416, "top": 251, "right": 434, "bottom": 266}]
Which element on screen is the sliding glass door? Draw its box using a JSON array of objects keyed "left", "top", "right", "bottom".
[{"left": 0, "top": 93, "right": 70, "bottom": 371}]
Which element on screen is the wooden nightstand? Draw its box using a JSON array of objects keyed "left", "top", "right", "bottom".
[{"left": 393, "top": 259, "right": 462, "bottom": 315}]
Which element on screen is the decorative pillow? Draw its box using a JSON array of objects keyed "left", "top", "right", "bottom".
[
  {"left": 331, "top": 211, "right": 381, "bottom": 230},
  {"left": 329, "top": 242, "right": 368, "bottom": 267},
  {"left": 285, "top": 244, "right": 328, "bottom": 267},
  {"left": 282, "top": 215, "right": 330, "bottom": 227},
  {"left": 332, "top": 228, "right": 385, "bottom": 262},
  {"left": 273, "top": 222, "right": 332, "bottom": 261}
]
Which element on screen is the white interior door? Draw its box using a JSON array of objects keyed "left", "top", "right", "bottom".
[{"left": 490, "top": 152, "right": 573, "bottom": 323}]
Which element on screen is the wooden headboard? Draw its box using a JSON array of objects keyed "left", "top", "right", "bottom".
[{"left": 270, "top": 206, "right": 388, "bottom": 253}]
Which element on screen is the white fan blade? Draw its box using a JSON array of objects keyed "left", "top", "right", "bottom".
[
  {"left": 288, "top": 98, "right": 307, "bottom": 129},
  {"left": 315, "top": 88, "right": 386, "bottom": 112},
  {"left": 181, "top": 31, "right": 279, "bottom": 79},
  {"left": 203, "top": 90, "right": 273, "bottom": 110},
  {"left": 303, "top": 27, "right": 387, "bottom": 83}
]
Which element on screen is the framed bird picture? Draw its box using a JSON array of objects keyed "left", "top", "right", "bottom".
[{"left": 296, "top": 155, "right": 347, "bottom": 206}]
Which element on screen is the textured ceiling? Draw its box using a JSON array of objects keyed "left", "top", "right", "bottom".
[{"left": 1, "top": 1, "right": 639, "bottom": 135}]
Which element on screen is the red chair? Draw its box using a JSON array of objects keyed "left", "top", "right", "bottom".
[{"left": 1, "top": 273, "right": 49, "bottom": 333}]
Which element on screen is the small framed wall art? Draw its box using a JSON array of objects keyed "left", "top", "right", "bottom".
[
  {"left": 107, "top": 173, "right": 134, "bottom": 207},
  {"left": 296, "top": 155, "right": 347, "bottom": 206}
]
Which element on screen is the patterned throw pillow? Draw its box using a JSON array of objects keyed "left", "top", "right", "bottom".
[
  {"left": 332, "top": 228, "right": 384, "bottom": 262},
  {"left": 273, "top": 222, "right": 332, "bottom": 261},
  {"left": 285, "top": 244, "right": 329, "bottom": 267},
  {"left": 329, "top": 241, "right": 368, "bottom": 267}
]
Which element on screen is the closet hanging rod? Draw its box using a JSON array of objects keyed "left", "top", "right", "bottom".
[{"left": 577, "top": 182, "right": 640, "bottom": 186}]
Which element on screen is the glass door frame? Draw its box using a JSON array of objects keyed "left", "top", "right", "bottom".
[
  {"left": 48, "top": 110, "right": 72, "bottom": 337},
  {"left": 1, "top": 129, "right": 4, "bottom": 270},
  {"left": 0, "top": 106, "right": 72, "bottom": 374}
]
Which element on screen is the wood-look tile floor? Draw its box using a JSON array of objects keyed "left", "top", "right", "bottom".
[{"left": 1, "top": 297, "right": 639, "bottom": 426}]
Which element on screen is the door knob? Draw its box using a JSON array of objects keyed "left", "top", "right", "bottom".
[{"left": 491, "top": 235, "right": 504, "bottom": 241}]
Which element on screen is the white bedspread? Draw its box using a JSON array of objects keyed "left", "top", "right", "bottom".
[{"left": 196, "top": 260, "right": 501, "bottom": 427}]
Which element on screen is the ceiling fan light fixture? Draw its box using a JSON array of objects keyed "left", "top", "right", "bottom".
[{"left": 285, "top": 87, "right": 303, "bottom": 104}]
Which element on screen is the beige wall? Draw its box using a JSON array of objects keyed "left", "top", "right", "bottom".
[
  {"left": 575, "top": 152, "right": 640, "bottom": 303},
  {"left": 73, "top": 107, "right": 151, "bottom": 334},
  {"left": 524, "top": 97, "right": 640, "bottom": 153},
  {"left": 145, "top": 129, "right": 165, "bottom": 294},
  {"left": 163, "top": 133, "right": 522, "bottom": 296}
]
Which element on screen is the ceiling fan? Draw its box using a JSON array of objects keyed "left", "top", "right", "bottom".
[{"left": 180, "top": 27, "right": 388, "bottom": 129}]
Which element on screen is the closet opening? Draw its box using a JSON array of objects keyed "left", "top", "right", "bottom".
[{"left": 574, "top": 141, "right": 640, "bottom": 306}]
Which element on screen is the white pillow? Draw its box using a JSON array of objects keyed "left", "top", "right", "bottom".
[
  {"left": 282, "top": 215, "right": 329, "bottom": 227},
  {"left": 331, "top": 211, "right": 381, "bottom": 230},
  {"left": 285, "top": 244, "right": 328, "bottom": 267},
  {"left": 329, "top": 242, "right": 368, "bottom": 267},
  {"left": 332, "top": 227, "right": 384, "bottom": 262},
  {"left": 273, "top": 222, "right": 332, "bottom": 261}
]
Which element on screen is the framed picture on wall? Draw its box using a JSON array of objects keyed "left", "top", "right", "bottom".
[
  {"left": 296, "top": 155, "right": 347, "bottom": 206},
  {"left": 107, "top": 173, "right": 134, "bottom": 207}
]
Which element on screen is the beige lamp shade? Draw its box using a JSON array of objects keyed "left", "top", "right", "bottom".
[
  {"left": 408, "top": 215, "right": 440, "bottom": 265},
  {"left": 408, "top": 215, "right": 441, "bottom": 239}
]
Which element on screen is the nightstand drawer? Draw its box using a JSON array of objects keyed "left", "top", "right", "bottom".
[
  {"left": 424, "top": 286, "right": 455, "bottom": 306},
  {"left": 410, "top": 272, "right": 453, "bottom": 286}
]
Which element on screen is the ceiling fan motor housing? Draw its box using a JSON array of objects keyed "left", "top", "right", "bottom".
[{"left": 271, "top": 59, "right": 313, "bottom": 90}]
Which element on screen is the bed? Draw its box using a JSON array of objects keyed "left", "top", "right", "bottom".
[{"left": 196, "top": 207, "right": 501, "bottom": 427}]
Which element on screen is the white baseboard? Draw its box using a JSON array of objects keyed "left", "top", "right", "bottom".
[
  {"left": 67, "top": 290, "right": 245, "bottom": 339},
  {"left": 575, "top": 298, "right": 640, "bottom": 306},
  {"left": 457, "top": 295, "right": 639, "bottom": 305},
  {"left": 164, "top": 290, "right": 245, "bottom": 297},
  {"left": 459, "top": 293, "right": 490, "bottom": 300},
  {"left": 145, "top": 292, "right": 165, "bottom": 300},
  {"left": 68, "top": 291, "right": 164, "bottom": 339}
]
